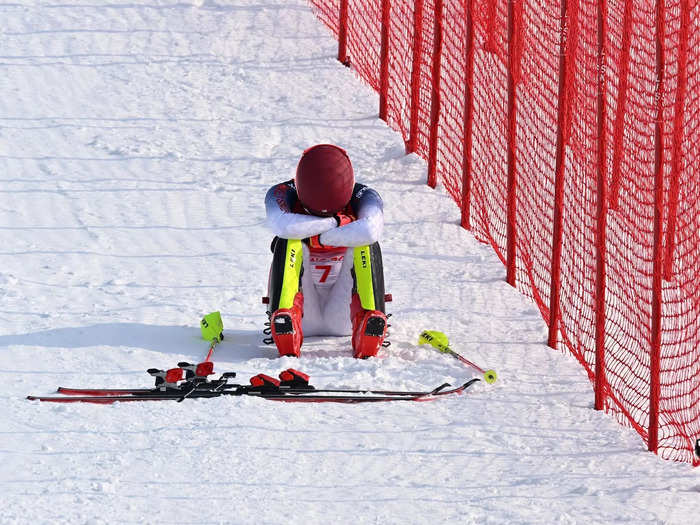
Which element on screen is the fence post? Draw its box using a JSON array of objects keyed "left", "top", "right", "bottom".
[
  {"left": 594, "top": 0, "right": 609, "bottom": 411},
  {"left": 379, "top": 0, "right": 391, "bottom": 121},
  {"left": 407, "top": 0, "right": 425, "bottom": 153},
  {"left": 484, "top": 0, "right": 498, "bottom": 53},
  {"left": 547, "top": 0, "right": 574, "bottom": 349},
  {"left": 664, "top": 0, "right": 689, "bottom": 280},
  {"left": 649, "top": 0, "right": 667, "bottom": 455},
  {"left": 460, "top": 0, "right": 476, "bottom": 229},
  {"left": 609, "top": 1, "right": 634, "bottom": 209},
  {"left": 427, "top": 0, "right": 444, "bottom": 188},
  {"left": 338, "top": 0, "right": 350, "bottom": 66},
  {"left": 505, "top": 0, "right": 521, "bottom": 287}
]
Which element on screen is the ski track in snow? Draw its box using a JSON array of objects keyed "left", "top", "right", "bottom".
[{"left": 0, "top": 1, "right": 698, "bottom": 524}]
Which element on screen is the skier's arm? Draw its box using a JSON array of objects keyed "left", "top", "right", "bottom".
[
  {"left": 319, "top": 186, "right": 384, "bottom": 247},
  {"left": 265, "top": 183, "right": 336, "bottom": 239}
]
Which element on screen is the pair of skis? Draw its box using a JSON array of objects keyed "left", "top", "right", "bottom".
[
  {"left": 27, "top": 363, "right": 480, "bottom": 404},
  {"left": 26, "top": 315, "right": 490, "bottom": 404}
]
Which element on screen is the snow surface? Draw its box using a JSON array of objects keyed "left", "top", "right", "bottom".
[{"left": 1, "top": 1, "right": 698, "bottom": 524}]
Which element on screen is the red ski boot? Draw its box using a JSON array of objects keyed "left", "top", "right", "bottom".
[
  {"left": 270, "top": 292, "right": 304, "bottom": 357},
  {"left": 351, "top": 294, "right": 388, "bottom": 359}
]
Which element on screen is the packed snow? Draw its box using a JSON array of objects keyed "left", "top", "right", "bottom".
[{"left": 1, "top": 1, "right": 698, "bottom": 523}]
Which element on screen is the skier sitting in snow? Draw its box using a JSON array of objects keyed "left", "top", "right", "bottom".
[{"left": 264, "top": 144, "right": 388, "bottom": 359}]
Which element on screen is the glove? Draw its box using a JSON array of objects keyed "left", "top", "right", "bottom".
[
  {"left": 306, "top": 235, "right": 325, "bottom": 249},
  {"left": 305, "top": 214, "right": 354, "bottom": 249},
  {"left": 334, "top": 212, "right": 355, "bottom": 227}
]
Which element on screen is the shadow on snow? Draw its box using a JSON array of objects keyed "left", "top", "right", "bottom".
[{"left": 0, "top": 323, "right": 276, "bottom": 363}]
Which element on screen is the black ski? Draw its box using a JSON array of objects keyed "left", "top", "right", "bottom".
[
  {"left": 56, "top": 384, "right": 448, "bottom": 397},
  {"left": 28, "top": 363, "right": 480, "bottom": 404},
  {"left": 29, "top": 379, "right": 479, "bottom": 404}
]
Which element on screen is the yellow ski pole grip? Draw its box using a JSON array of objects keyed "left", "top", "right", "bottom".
[{"left": 201, "top": 311, "right": 224, "bottom": 342}]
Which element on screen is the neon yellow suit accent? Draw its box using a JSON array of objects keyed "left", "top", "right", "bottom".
[
  {"left": 353, "top": 245, "right": 376, "bottom": 310},
  {"left": 278, "top": 239, "right": 303, "bottom": 309}
]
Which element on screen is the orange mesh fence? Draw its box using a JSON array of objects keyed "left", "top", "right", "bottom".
[{"left": 307, "top": 0, "right": 700, "bottom": 464}]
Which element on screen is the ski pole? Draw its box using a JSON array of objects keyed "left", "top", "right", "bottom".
[
  {"left": 202, "top": 339, "right": 218, "bottom": 363},
  {"left": 418, "top": 330, "right": 498, "bottom": 384},
  {"left": 200, "top": 311, "right": 224, "bottom": 362}
]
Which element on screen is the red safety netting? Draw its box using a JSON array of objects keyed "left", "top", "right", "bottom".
[
  {"left": 307, "top": 0, "right": 700, "bottom": 464},
  {"left": 384, "top": 0, "right": 414, "bottom": 139},
  {"left": 469, "top": 0, "right": 510, "bottom": 261},
  {"left": 309, "top": 0, "right": 341, "bottom": 33},
  {"left": 347, "top": 2, "right": 383, "bottom": 90},
  {"left": 407, "top": 0, "right": 435, "bottom": 157}
]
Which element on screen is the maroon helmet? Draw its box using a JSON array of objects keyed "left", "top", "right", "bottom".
[{"left": 295, "top": 144, "right": 355, "bottom": 216}]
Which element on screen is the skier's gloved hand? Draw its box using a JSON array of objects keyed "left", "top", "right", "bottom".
[
  {"left": 334, "top": 212, "right": 355, "bottom": 227},
  {"left": 305, "top": 235, "right": 325, "bottom": 249},
  {"left": 305, "top": 213, "right": 354, "bottom": 249}
]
